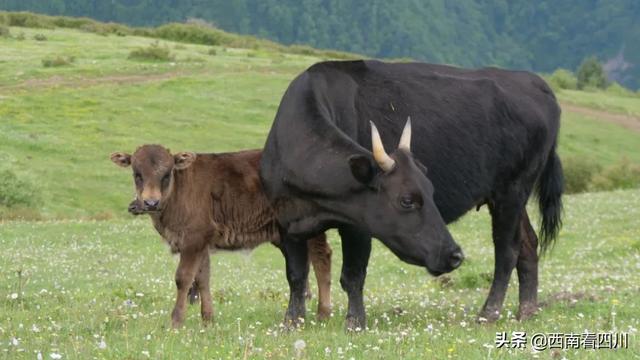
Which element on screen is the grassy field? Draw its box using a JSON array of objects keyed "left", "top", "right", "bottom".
[
  {"left": 1, "top": 22, "right": 639, "bottom": 359},
  {"left": 557, "top": 89, "right": 640, "bottom": 117},
  {"left": 1, "top": 190, "right": 638, "bottom": 359}
]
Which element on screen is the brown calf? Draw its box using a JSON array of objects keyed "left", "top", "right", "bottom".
[{"left": 111, "top": 145, "right": 332, "bottom": 328}]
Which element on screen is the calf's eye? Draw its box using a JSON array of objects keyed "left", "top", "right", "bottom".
[{"left": 161, "top": 172, "right": 171, "bottom": 187}]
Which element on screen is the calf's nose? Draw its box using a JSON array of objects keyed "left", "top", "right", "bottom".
[
  {"left": 449, "top": 250, "right": 464, "bottom": 269},
  {"left": 144, "top": 199, "right": 159, "bottom": 208}
]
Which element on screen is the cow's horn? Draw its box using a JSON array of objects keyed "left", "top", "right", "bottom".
[
  {"left": 398, "top": 117, "right": 412, "bottom": 151},
  {"left": 370, "top": 121, "right": 395, "bottom": 171}
]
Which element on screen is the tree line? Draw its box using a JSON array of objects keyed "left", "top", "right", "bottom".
[{"left": 1, "top": 0, "right": 638, "bottom": 89}]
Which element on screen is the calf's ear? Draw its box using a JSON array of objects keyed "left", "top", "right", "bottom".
[
  {"left": 174, "top": 152, "right": 196, "bottom": 170},
  {"left": 110, "top": 152, "right": 132, "bottom": 167},
  {"left": 349, "top": 154, "right": 377, "bottom": 185}
]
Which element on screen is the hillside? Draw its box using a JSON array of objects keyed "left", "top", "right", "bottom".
[
  {"left": 1, "top": 1, "right": 639, "bottom": 89},
  {"left": 0, "top": 20, "right": 639, "bottom": 219}
]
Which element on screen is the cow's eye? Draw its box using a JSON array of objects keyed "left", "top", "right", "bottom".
[
  {"left": 400, "top": 195, "right": 415, "bottom": 209},
  {"left": 134, "top": 173, "right": 143, "bottom": 185}
]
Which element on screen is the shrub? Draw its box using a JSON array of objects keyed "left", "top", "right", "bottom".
[
  {"left": 589, "top": 158, "right": 640, "bottom": 192},
  {"left": 562, "top": 156, "right": 602, "bottom": 194},
  {"left": 288, "top": 44, "right": 316, "bottom": 56},
  {"left": 42, "top": 55, "right": 75, "bottom": 67},
  {"left": 151, "top": 23, "right": 228, "bottom": 46},
  {"left": 547, "top": 68, "right": 577, "bottom": 90},
  {"left": 128, "top": 42, "right": 175, "bottom": 61},
  {"left": 16, "top": 32, "right": 25, "bottom": 41},
  {"left": 0, "top": 25, "right": 10, "bottom": 38},
  {"left": 207, "top": 47, "right": 217, "bottom": 55},
  {"left": 605, "top": 82, "right": 636, "bottom": 97},
  {"left": 576, "top": 56, "right": 608, "bottom": 90},
  {"left": 0, "top": 168, "right": 40, "bottom": 208},
  {"left": 33, "top": 33, "right": 47, "bottom": 41},
  {"left": 7, "top": 12, "right": 54, "bottom": 28}
]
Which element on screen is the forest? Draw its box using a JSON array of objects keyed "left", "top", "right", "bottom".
[{"left": 1, "top": 0, "right": 639, "bottom": 89}]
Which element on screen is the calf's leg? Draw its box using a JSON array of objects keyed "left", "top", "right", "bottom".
[
  {"left": 338, "top": 225, "right": 371, "bottom": 331},
  {"left": 308, "top": 233, "right": 332, "bottom": 320},
  {"left": 194, "top": 252, "right": 213, "bottom": 322},
  {"left": 172, "top": 249, "right": 205, "bottom": 328},
  {"left": 516, "top": 210, "right": 539, "bottom": 320},
  {"left": 479, "top": 190, "right": 526, "bottom": 322}
]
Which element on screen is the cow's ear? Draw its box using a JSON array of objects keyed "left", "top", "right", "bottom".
[
  {"left": 174, "top": 152, "right": 196, "bottom": 170},
  {"left": 349, "top": 154, "right": 377, "bottom": 184},
  {"left": 110, "top": 152, "right": 132, "bottom": 167}
]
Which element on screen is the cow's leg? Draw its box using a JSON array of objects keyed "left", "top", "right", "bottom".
[
  {"left": 280, "top": 236, "right": 309, "bottom": 327},
  {"left": 338, "top": 225, "right": 371, "bottom": 331},
  {"left": 172, "top": 249, "right": 205, "bottom": 328},
  {"left": 308, "top": 233, "right": 332, "bottom": 320},
  {"left": 194, "top": 251, "right": 213, "bottom": 323},
  {"left": 479, "top": 190, "right": 526, "bottom": 323},
  {"left": 188, "top": 282, "right": 199, "bottom": 305},
  {"left": 516, "top": 210, "right": 539, "bottom": 320}
]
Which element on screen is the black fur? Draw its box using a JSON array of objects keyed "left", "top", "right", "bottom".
[{"left": 260, "top": 60, "right": 563, "bottom": 327}]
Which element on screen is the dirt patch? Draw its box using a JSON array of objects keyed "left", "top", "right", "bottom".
[
  {"left": 561, "top": 102, "right": 640, "bottom": 133},
  {"left": 0, "top": 72, "right": 183, "bottom": 93}
]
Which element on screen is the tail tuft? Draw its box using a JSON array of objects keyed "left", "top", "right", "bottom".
[{"left": 536, "top": 147, "right": 564, "bottom": 254}]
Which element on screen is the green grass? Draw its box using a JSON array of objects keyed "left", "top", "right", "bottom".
[
  {"left": 558, "top": 89, "right": 640, "bottom": 117},
  {"left": 558, "top": 111, "right": 640, "bottom": 165},
  {"left": 1, "top": 189, "right": 639, "bottom": 359}
]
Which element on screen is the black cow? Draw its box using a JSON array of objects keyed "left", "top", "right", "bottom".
[{"left": 260, "top": 60, "right": 563, "bottom": 330}]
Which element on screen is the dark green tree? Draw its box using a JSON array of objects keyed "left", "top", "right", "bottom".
[{"left": 576, "top": 56, "right": 608, "bottom": 90}]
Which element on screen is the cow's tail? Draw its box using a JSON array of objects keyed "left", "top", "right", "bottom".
[{"left": 536, "top": 144, "right": 564, "bottom": 254}]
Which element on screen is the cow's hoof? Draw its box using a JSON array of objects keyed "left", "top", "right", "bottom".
[
  {"left": 345, "top": 316, "right": 365, "bottom": 332},
  {"left": 282, "top": 316, "right": 304, "bottom": 331},
  {"left": 477, "top": 308, "right": 501, "bottom": 324},
  {"left": 516, "top": 302, "right": 538, "bottom": 321}
]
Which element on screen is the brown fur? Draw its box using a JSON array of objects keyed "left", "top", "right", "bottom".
[{"left": 111, "top": 145, "right": 332, "bottom": 327}]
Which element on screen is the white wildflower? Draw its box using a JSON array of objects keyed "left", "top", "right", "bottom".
[{"left": 294, "top": 339, "right": 306, "bottom": 357}]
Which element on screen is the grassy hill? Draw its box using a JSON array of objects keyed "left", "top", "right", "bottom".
[
  {"left": 0, "top": 18, "right": 639, "bottom": 360},
  {"left": 2, "top": 1, "right": 640, "bottom": 89},
  {"left": 0, "top": 22, "right": 638, "bottom": 219}
]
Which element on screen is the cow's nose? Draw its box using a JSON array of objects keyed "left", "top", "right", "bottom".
[
  {"left": 449, "top": 250, "right": 464, "bottom": 269},
  {"left": 144, "top": 199, "right": 159, "bottom": 208}
]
